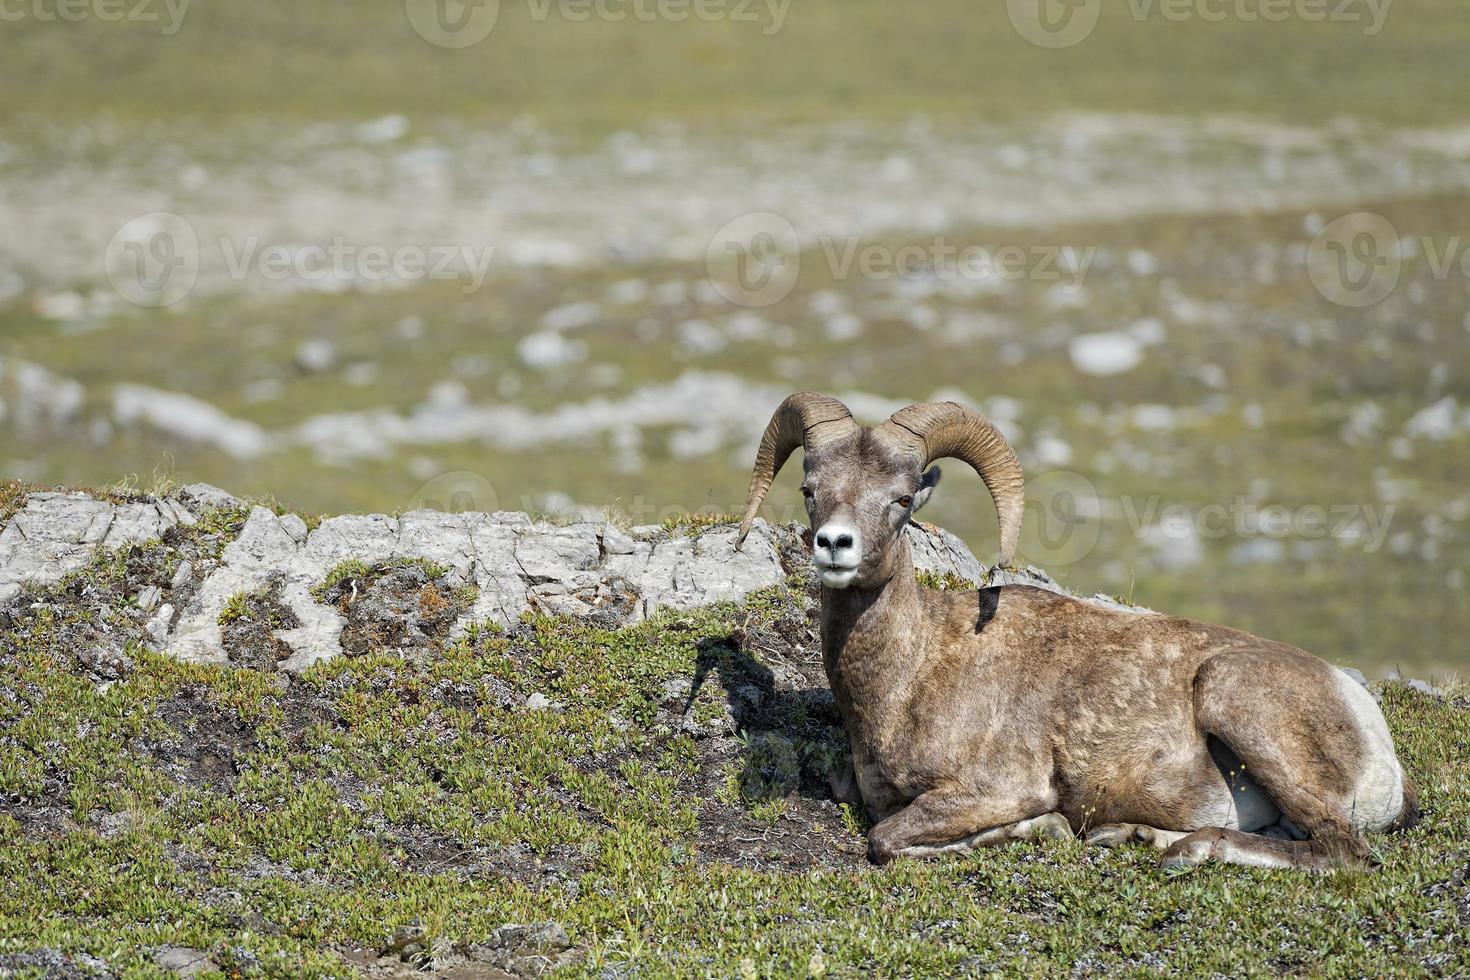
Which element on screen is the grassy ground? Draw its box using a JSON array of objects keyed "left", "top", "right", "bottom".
[
  {"left": 0, "top": 529, "right": 1466, "bottom": 977},
  {"left": 3, "top": 1, "right": 1470, "bottom": 128}
]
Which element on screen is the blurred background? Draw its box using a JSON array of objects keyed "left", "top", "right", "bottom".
[{"left": 2, "top": 0, "right": 1467, "bottom": 676}]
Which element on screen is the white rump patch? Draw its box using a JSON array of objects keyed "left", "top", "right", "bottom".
[{"left": 1335, "top": 669, "right": 1405, "bottom": 832}]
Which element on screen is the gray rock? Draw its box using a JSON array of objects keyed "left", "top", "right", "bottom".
[
  {"left": 153, "top": 946, "right": 216, "bottom": 977},
  {"left": 136, "top": 586, "right": 162, "bottom": 612},
  {"left": 907, "top": 521, "right": 987, "bottom": 584},
  {"left": 0, "top": 485, "right": 1046, "bottom": 671},
  {"left": 525, "top": 692, "right": 556, "bottom": 711},
  {"left": 0, "top": 492, "right": 191, "bottom": 592},
  {"left": 295, "top": 338, "right": 337, "bottom": 374},
  {"left": 145, "top": 604, "right": 175, "bottom": 646},
  {"left": 180, "top": 483, "right": 241, "bottom": 510},
  {"left": 170, "top": 560, "right": 194, "bottom": 590},
  {"left": 0, "top": 582, "right": 19, "bottom": 608},
  {"left": 1407, "top": 678, "right": 1444, "bottom": 698},
  {"left": 1339, "top": 666, "right": 1370, "bottom": 688},
  {"left": 114, "top": 385, "right": 270, "bottom": 460},
  {"left": 600, "top": 523, "right": 637, "bottom": 555}
]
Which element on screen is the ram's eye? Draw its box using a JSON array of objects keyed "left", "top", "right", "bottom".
[
  {"left": 800, "top": 485, "right": 814, "bottom": 499},
  {"left": 896, "top": 495, "right": 913, "bottom": 509}
]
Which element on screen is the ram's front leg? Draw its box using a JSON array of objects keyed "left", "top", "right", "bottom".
[
  {"left": 826, "top": 753, "right": 865, "bottom": 807},
  {"left": 867, "top": 787, "right": 1072, "bottom": 864}
]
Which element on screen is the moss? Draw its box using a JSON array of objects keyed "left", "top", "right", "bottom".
[
  {"left": 915, "top": 569, "right": 980, "bottom": 592},
  {"left": 659, "top": 511, "right": 740, "bottom": 535},
  {"left": 313, "top": 559, "right": 372, "bottom": 602},
  {"left": 312, "top": 557, "right": 454, "bottom": 604},
  {"left": 0, "top": 479, "right": 28, "bottom": 527},
  {"left": 218, "top": 590, "right": 251, "bottom": 627}
]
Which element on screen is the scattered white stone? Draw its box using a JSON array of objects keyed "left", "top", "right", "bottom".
[
  {"left": 1405, "top": 397, "right": 1463, "bottom": 441},
  {"left": 1033, "top": 435, "right": 1073, "bottom": 467},
  {"left": 517, "top": 330, "right": 587, "bottom": 369},
  {"left": 541, "top": 301, "right": 602, "bottom": 331},
  {"left": 136, "top": 586, "right": 162, "bottom": 612},
  {"left": 113, "top": 384, "right": 270, "bottom": 459},
  {"left": 1196, "top": 363, "right": 1228, "bottom": 389},
  {"left": 355, "top": 114, "right": 410, "bottom": 144},
  {"left": 295, "top": 339, "right": 338, "bottom": 374},
  {"left": 34, "top": 291, "right": 85, "bottom": 321},
  {"left": 606, "top": 278, "right": 649, "bottom": 304},
  {"left": 1130, "top": 405, "right": 1177, "bottom": 432},
  {"left": 1127, "top": 316, "right": 1167, "bottom": 346},
  {"left": 1126, "top": 249, "right": 1158, "bottom": 276},
  {"left": 0, "top": 357, "right": 86, "bottom": 431},
  {"left": 824, "top": 314, "right": 864, "bottom": 341},
  {"left": 676, "top": 319, "right": 725, "bottom": 356},
  {"left": 1069, "top": 332, "right": 1143, "bottom": 376}
]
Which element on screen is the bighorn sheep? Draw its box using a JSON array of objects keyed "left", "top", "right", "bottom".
[{"left": 736, "top": 392, "right": 1418, "bottom": 871}]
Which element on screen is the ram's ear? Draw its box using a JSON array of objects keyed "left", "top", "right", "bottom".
[{"left": 911, "top": 466, "right": 942, "bottom": 513}]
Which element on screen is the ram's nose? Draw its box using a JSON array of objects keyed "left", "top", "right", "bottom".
[{"left": 813, "top": 523, "right": 861, "bottom": 586}]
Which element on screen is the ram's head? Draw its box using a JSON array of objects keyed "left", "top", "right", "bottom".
[{"left": 736, "top": 393, "right": 1024, "bottom": 589}]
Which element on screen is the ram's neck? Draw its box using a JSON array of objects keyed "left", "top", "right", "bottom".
[{"left": 820, "top": 540, "right": 928, "bottom": 726}]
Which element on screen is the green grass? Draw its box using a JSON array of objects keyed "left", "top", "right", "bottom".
[
  {"left": 0, "top": 541, "right": 1467, "bottom": 976},
  {"left": 3, "top": 1, "right": 1470, "bottom": 128}
]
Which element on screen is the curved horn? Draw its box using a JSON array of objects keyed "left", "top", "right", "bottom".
[
  {"left": 736, "top": 393, "right": 858, "bottom": 548},
  {"left": 879, "top": 402, "right": 1025, "bottom": 567}
]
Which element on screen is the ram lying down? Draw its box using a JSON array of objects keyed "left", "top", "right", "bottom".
[{"left": 736, "top": 392, "right": 1418, "bottom": 871}]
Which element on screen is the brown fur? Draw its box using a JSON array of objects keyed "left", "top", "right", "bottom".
[{"left": 793, "top": 431, "right": 1416, "bottom": 870}]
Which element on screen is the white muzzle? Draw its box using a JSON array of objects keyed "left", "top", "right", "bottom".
[{"left": 813, "top": 522, "right": 861, "bottom": 588}]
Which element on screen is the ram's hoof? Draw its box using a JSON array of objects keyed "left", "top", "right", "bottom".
[
  {"left": 1084, "top": 825, "right": 1133, "bottom": 848},
  {"left": 1025, "top": 812, "right": 1075, "bottom": 841}
]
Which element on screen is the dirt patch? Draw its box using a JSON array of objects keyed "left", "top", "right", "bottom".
[
  {"left": 342, "top": 920, "right": 581, "bottom": 979},
  {"left": 220, "top": 579, "right": 298, "bottom": 672},
  {"left": 317, "top": 562, "right": 473, "bottom": 658},
  {"left": 146, "top": 684, "right": 262, "bottom": 796}
]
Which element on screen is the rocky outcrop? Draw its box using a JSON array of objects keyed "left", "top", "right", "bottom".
[{"left": 1, "top": 484, "right": 1058, "bottom": 673}]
